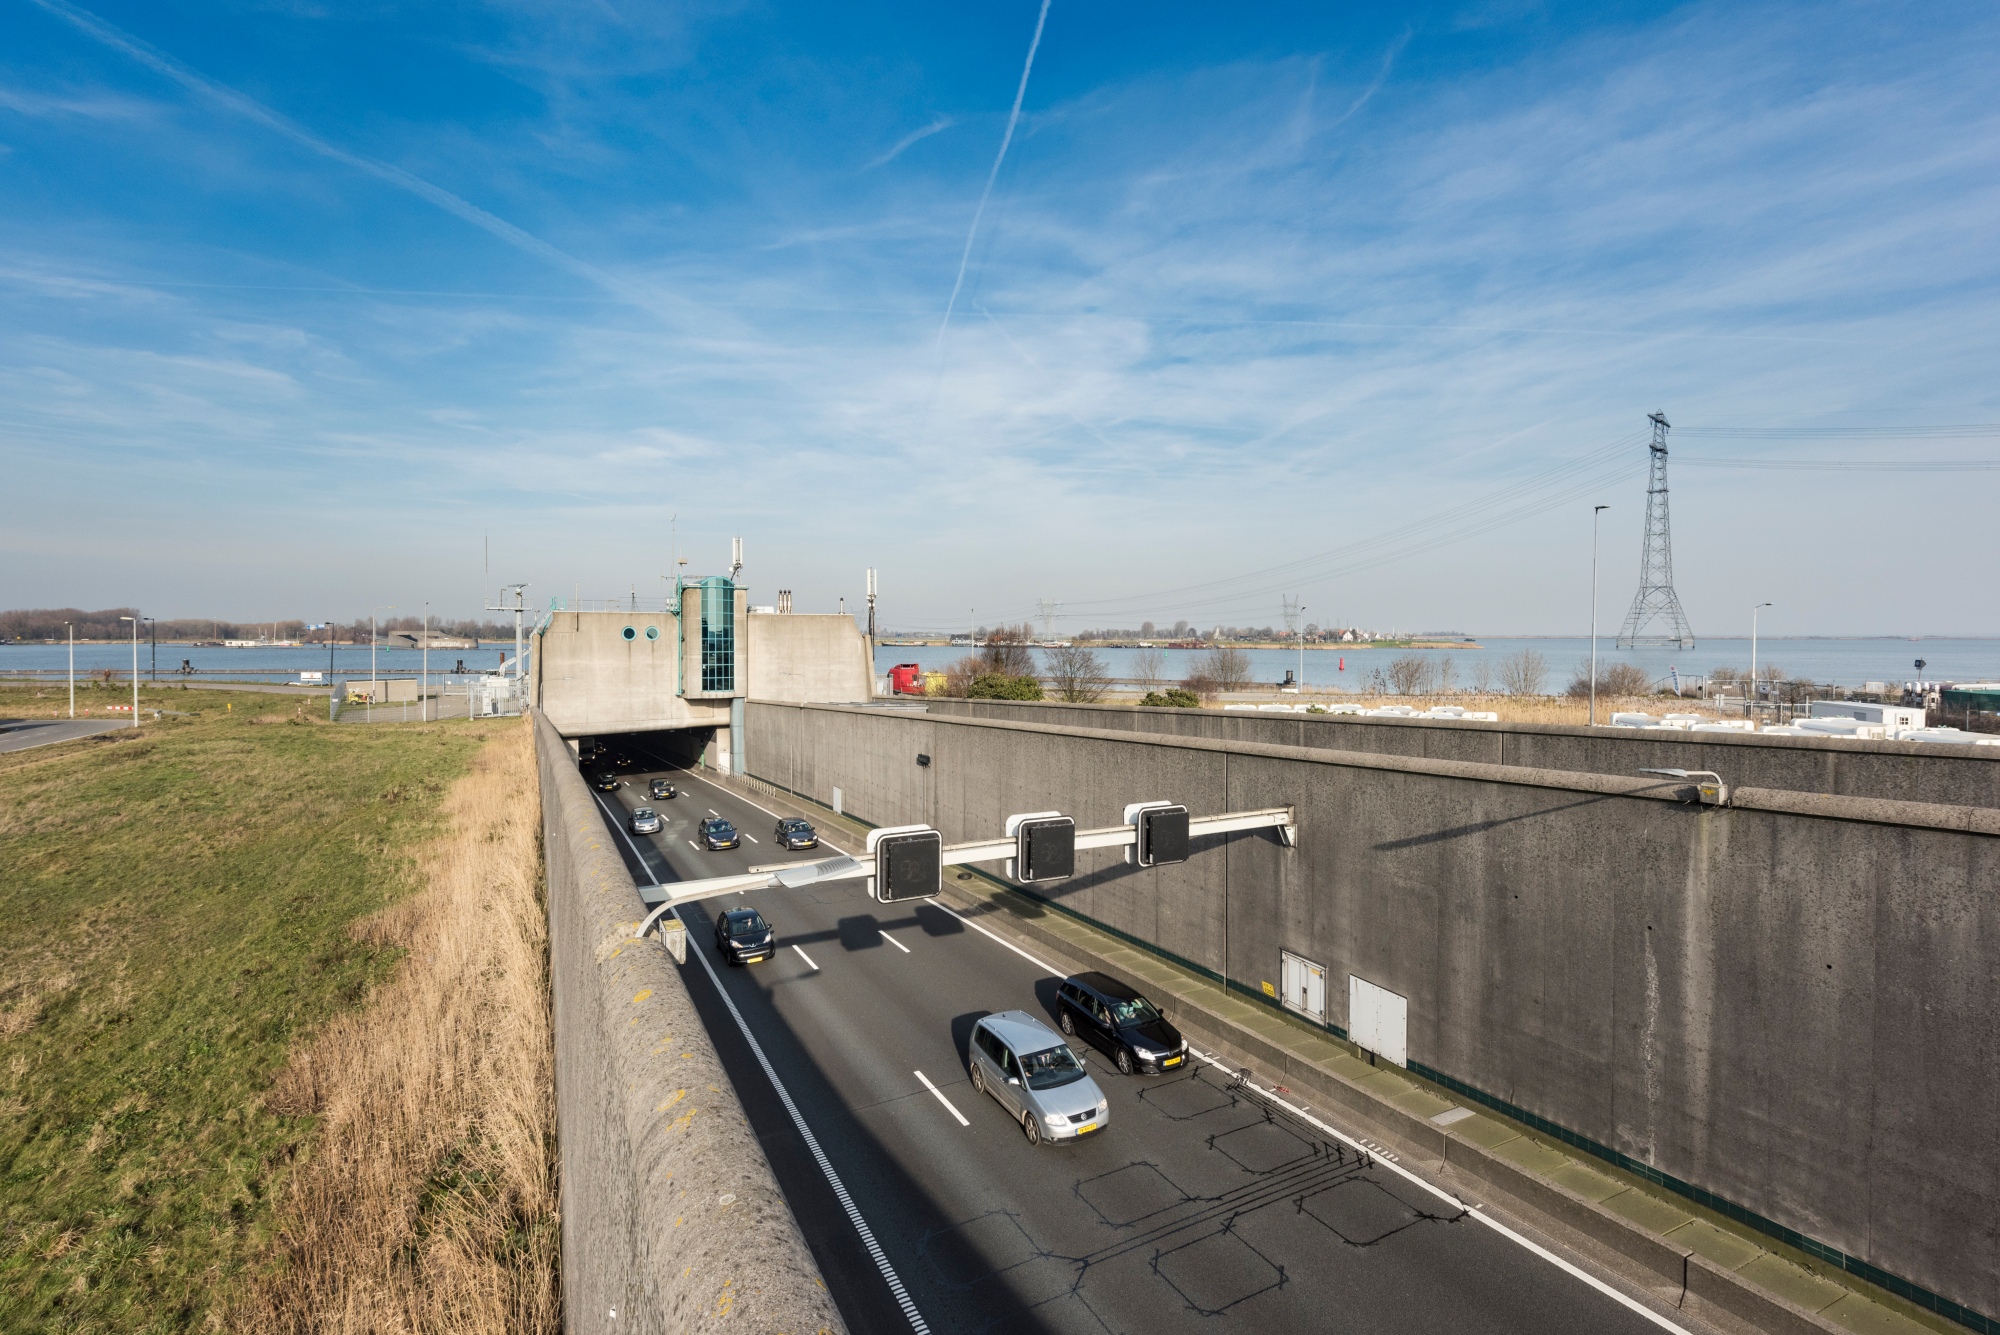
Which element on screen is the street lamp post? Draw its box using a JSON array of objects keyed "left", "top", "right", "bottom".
[
  {"left": 118, "top": 616, "right": 139, "bottom": 727},
  {"left": 1750, "top": 603, "right": 1773, "bottom": 719},
  {"left": 1297, "top": 604, "right": 1307, "bottom": 693},
  {"left": 1589, "top": 505, "right": 1609, "bottom": 726},
  {"left": 67, "top": 621, "right": 74, "bottom": 718},
  {"left": 422, "top": 601, "right": 429, "bottom": 723}
]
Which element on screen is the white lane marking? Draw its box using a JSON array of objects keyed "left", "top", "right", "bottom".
[
  {"left": 930, "top": 901, "right": 1059, "bottom": 974},
  {"left": 792, "top": 944, "right": 819, "bottom": 971},
  {"left": 1186, "top": 1049, "right": 1695, "bottom": 1334},
  {"left": 708, "top": 808, "right": 719, "bottom": 817},
  {"left": 913, "top": 1070, "right": 970, "bottom": 1127},
  {"left": 687, "top": 840, "right": 701, "bottom": 852},
  {"left": 591, "top": 797, "right": 931, "bottom": 1334},
  {"left": 879, "top": 930, "right": 911, "bottom": 954},
  {"left": 743, "top": 834, "right": 759, "bottom": 844}
]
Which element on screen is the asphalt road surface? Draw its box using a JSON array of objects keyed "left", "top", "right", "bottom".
[
  {"left": 0, "top": 717, "right": 131, "bottom": 753},
  {"left": 584, "top": 741, "right": 1693, "bottom": 1335}
]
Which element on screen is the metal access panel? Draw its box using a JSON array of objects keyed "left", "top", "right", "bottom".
[
  {"left": 1280, "top": 951, "right": 1326, "bottom": 1024},
  {"left": 1014, "top": 816, "right": 1075, "bottom": 883},
  {"left": 1348, "top": 974, "right": 1408, "bottom": 1067},
  {"left": 1137, "top": 805, "right": 1190, "bottom": 867},
  {"left": 873, "top": 829, "right": 942, "bottom": 903}
]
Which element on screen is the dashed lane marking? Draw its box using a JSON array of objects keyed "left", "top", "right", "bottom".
[
  {"left": 913, "top": 1070, "right": 970, "bottom": 1127},
  {"left": 792, "top": 944, "right": 820, "bottom": 972},
  {"left": 879, "top": 930, "right": 911, "bottom": 954},
  {"left": 743, "top": 833, "right": 758, "bottom": 843}
]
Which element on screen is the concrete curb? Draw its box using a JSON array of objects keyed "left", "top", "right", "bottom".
[{"left": 536, "top": 713, "right": 845, "bottom": 1335}]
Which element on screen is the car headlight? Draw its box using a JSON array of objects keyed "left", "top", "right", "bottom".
[{"left": 1043, "top": 1114, "right": 1066, "bottom": 1129}]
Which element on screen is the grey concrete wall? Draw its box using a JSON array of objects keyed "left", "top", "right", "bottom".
[
  {"left": 537, "top": 710, "right": 845, "bottom": 1335},
  {"left": 747, "top": 700, "right": 2000, "bottom": 1322},
  {"left": 533, "top": 610, "right": 732, "bottom": 738},
  {"left": 745, "top": 612, "right": 872, "bottom": 704},
  {"left": 926, "top": 697, "right": 2000, "bottom": 809}
]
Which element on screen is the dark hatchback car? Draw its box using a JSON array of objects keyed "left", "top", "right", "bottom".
[
  {"left": 649, "top": 778, "right": 678, "bottom": 800},
  {"left": 714, "top": 908, "right": 774, "bottom": 964},
  {"left": 774, "top": 817, "right": 818, "bottom": 850},
  {"left": 592, "top": 772, "right": 621, "bottom": 792},
  {"left": 1056, "top": 972, "right": 1188, "bottom": 1075},
  {"left": 699, "top": 817, "right": 741, "bottom": 851}
]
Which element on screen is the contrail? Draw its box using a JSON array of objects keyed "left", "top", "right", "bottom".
[
  {"left": 865, "top": 116, "right": 957, "bottom": 170},
  {"left": 937, "top": 0, "right": 1051, "bottom": 347},
  {"left": 30, "top": 0, "right": 680, "bottom": 321}
]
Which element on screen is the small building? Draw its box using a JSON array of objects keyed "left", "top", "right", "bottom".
[{"left": 1809, "top": 700, "right": 1927, "bottom": 731}]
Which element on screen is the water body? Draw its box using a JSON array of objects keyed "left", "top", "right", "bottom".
[
  {"left": 0, "top": 643, "right": 510, "bottom": 683},
  {"left": 874, "top": 637, "right": 2000, "bottom": 691}
]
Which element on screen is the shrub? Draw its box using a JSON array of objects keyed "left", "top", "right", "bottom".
[
  {"left": 1195, "top": 646, "right": 1253, "bottom": 688},
  {"left": 1140, "top": 688, "right": 1202, "bottom": 708},
  {"left": 965, "top": 672, "right": 1043, "bottom": 701},
  {"left": 1565, "top": 660, "right": 1652, "bottom": 697},
  {"left": 1498, "top": 649, "right": 1547, "bottom": 696}
]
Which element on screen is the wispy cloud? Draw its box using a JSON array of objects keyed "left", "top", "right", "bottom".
[{"left": 865, "top": 116, "right": 957, "bottom": 169}]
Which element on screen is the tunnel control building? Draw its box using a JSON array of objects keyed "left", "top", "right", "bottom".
[{"left": 530, "top": 576, "right": 874, "bottom": 764}]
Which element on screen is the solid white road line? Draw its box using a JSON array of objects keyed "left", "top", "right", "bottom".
[
  {"left": 913, "top": 1070, "right": 970, "bottom": 1127},
  {"left": 930, "top": 901, "right": 1059, "bottom": 975},
  {"left": 1184, "top": 1049, "right": 1696, "bottom": 1334},
  {"left": 879, "top": 930, "right": 911, "bottom": 954},
  {"left": 792, "top": 944, "right": 820, "bottom": 971},
  {"left": 589, "top": 791, "right": 931, "bottom": 1335}
]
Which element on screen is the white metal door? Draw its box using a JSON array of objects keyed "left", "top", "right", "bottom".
[
  {"left": 1347, "top": 974, "right": 1408, "bottom": 1067},
  {"left": 1280, "top": 951, "right": 1326, "bottom": 1023}
]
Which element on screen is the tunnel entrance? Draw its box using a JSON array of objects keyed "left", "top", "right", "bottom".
[{"left": 580, "top": 727, "right": 715, "bottom": 773}]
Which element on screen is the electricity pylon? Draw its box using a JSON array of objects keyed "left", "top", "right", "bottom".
[{"left": 1615, "top": 412, "right": 1695, "bottom": 649}]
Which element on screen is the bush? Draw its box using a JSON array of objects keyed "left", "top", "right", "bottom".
[
  {"left": 1140, "top": 688, "right": 1202, "bottom": 708},
  {"left": 1195, "top": 646, "right": 1253, "bottom": 688},
  {"left": 965, "top": 672, "right": 1043, "bottom": 701},
  {"left": 1565, "top": 660, "right": 1652, "bottom": 698},
  {"left": 1179, "top": 673, "right": 1220, "bottom": 704},
  {"left": 1498, "top": 649, "right": 1547, "bottom": 696},
  {"left": 1044, "top": 643, "right": 1109, "bottom": 703}
]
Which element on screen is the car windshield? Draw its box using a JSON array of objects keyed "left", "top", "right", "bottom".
[
  {"left": 727, "top": 913, "right": 766, "bottom": 936},
  {"left": 782, "top": 819, "right": 808, "bottom": 830},
  {"left": 711, "top": 822, "right": 734, "bottom": 833},
  {"left": 633, "top": 808, "right": 654, "bottom": 819},
  {"left": 1019, "top": 1045, "right": 1087, "bottom": 1090},
  {"left": 1108, "top": 995, "right": 1161, "bottom": 1026}
]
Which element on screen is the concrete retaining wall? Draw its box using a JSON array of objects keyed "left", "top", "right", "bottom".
[
  {"left": 924, "top": 697, "right": 2000, "bottom": 809},
  {"left": 536, "top": 710, "right": 845, "bottom": 1335},
  {"left": 746, "top": 700, "right": 2000, "bottom": 1324}
]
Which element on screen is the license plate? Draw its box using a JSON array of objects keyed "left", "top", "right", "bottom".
[
  {"left": 1163, "top": 1055, "right": 1183, "bottom": 1067},
  {"left": 1075, "top": 1122, "right": 1098, "bottom": 1134}
]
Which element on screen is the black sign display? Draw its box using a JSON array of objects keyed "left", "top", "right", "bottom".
[
  {"left": 874, "top": 829, "right": 942, "bottom": 903},
  {"left": 1137, "top": 805, "right": 1190, "bottom": 867},
  {"left": 1015, "top": 816, "right": 1075, "bottom": 883}
]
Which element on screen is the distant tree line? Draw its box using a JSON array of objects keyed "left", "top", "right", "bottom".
[{"left": 1, "top": 608, "right": 521, "bottom": 643}]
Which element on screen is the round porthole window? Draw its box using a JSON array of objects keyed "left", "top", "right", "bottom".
[
  {"left": 621, "top": 625, "right": 637, "bottom": 641},
  {"left": 645, "top": 625, "right": 660, "bottom": 640}
]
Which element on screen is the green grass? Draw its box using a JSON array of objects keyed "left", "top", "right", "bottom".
[{"left": 0, "top": 683, "right": 507, "bottom": 1331}]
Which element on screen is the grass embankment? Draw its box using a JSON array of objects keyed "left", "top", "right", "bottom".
[{"left": 0, "top": 684, "right": 556, "bottom": 1332}]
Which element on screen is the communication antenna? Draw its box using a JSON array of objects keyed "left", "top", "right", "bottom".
[
  {"left": 729, "top": 537, "right": 743, "bottom": 583},
  {"left": 1616, "top": 413, "right": 1695, "bottom": 649},
  {"left": 1037, "top": 599, "right": 1061, "bottom": 639},
  {"left": 866, "top": 568, "right": 878, "bottom": 638}
]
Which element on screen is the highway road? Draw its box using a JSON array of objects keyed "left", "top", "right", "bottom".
[
  {"left": 584, "top": 740, "right": 1698, "bottom": 1335},
  {"left": 0, "top": 717, "right": 131, "bottom": 753}
]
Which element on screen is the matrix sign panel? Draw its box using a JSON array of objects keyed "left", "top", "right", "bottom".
[
  {"left": 1015, "top": 816, "right": 1075, "bottom": 883},
  {"left": 1137, "top": 805, "right": 1190, "bottom": 867},
  {"left": 874, "top": 829, "right": 943, "bottom": 903}
]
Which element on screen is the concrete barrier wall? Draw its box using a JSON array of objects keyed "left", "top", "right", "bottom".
[
  {"left": 747, "top": 700, "right": 2000, "bottom": 1323},
  {"left": 924, "top": 697, "right": 2000, "bottom": 809},
  {"left": 536, "top": 711, "right": 845, "bottom": 1335}
]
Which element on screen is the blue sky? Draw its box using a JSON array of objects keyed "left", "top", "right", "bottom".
[{"left": 3, "top": 0, "right": 1996, "bottom": 635}]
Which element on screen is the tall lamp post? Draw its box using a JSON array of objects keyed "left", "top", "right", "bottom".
[
  {"left": 370, "top": 605, "right": 395, "bottom": 723},
  {"left": 67, "top": 621, "right": 75, "bottom": 718},
  {"left": 1297, "top": 604, "right": 1307, "bottom": 693},
  {"left": 118, "top": 615, "right": 139, "bottom": 727},
  {"left": 422, "top": 601, "right": 429, "bottom": 723},
  {"left": 1589, "top": 505, "right": 1609, "bottom": 726},
  {"left": 1750, "top": 603, "right": 1773, "bottom": 719}
]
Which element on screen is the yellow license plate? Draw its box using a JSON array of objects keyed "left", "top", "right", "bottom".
[
  {"left": 1075, "top": 1122, "right": 1098, "bottom": 1134},
  {"left": 1163, "top": 1055, "right": 1183, "bottom": 1067}
]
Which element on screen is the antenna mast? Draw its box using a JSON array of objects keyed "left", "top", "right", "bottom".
[
  {"left": 1037, "top": 599, "right": 1061, "bottom": 640},
  {"left": 866, "top": 568, "right": 878, "bottom": 638},
  {"left": 1615, "top": 412, "right": 1694, "bottom": 649}
]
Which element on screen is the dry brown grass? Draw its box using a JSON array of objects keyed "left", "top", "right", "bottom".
[{"left": 237, "top": 715, "right": 558, "bottom": 1335}]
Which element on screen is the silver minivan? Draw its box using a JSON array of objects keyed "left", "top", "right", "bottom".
[{"left": 967, "top": 1010, "right": 1109, "bottom": 1145}]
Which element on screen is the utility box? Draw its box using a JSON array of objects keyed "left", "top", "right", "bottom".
[{"left": 1348, "top": 974, "right": 1408, "bottom": 1067}]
